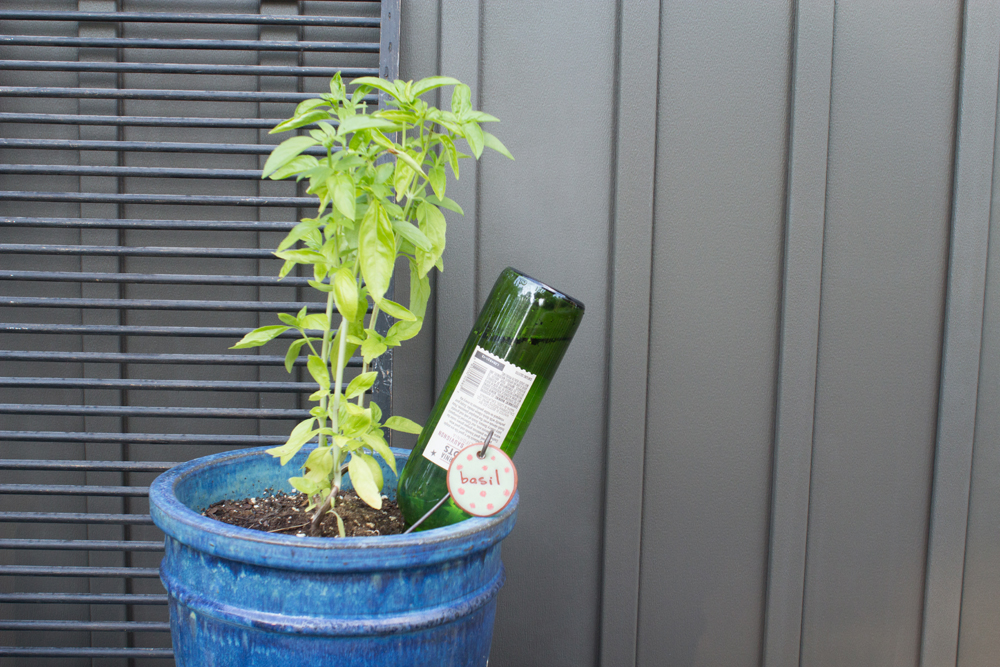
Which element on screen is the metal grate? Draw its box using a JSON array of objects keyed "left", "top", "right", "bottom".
[{"left": 0, "top": 1, "right": 399, "bottom": 663}]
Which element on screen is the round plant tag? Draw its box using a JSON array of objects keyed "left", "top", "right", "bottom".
[{"left": 446, "top": 443, "right": 518, "bottom": 517}]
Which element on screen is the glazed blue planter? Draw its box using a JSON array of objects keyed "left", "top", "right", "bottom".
[{"left": 149, "top": 446, "right": 517, "bottom": 667}]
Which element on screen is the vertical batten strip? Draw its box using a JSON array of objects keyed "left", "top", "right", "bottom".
[
  {"left": 919, "top": 3, "right": 1000, "bottom": 666},
  {"left": 434, "top": 0, "right": 481, "bottom": 391},
  {"left": 370, "top": 0, "right": 401, "bottom": 424},
  {"left": 762, "top": 1, "right": 834, "bottom": 666},
  {"left": 597, "top": 1, "right": 661, "bottom": 666}
]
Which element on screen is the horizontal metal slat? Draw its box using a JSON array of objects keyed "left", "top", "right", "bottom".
[
  {"left": 0, "top": 431, "right": 286, "bottom": 445},
  {"left": 0, "top": 350, "right": 317, "bottom": 366},
  {"left": 0, "top": 269, "right": 311, "bottom": 286},
  {"left": 0, "top": 244, "right": 274, "bottom": 258},
  {"left": 0, "top": 511, "right": 155, "bottom": 525},
  {"left": 0, "top": 323, "right": 303, "bottom": 337},
  {"left": 0, "top": 565, "right": 160, "bottom": 577},
  {"left": 0, "top": 35, "right": 379, "bottom": 52},
  {"left": 0, "top": 86, "right": 376, "bottom": 103},
  {"left": 0, "top": 216, "right": 297, "bottom": 231},
  {"left": 0, "top": 112, "right": 285, "bottom": 129},
  {"left": 0, "top": 648, "right": 174, "bottom": 659},
  {"left": 0, "top": 484, "right": 149, "bottom": 496},
  {"left": 0, "top": 60, "right": 376, "bottom": 77},
  {"left": 0, "top": 296, "right": 325, "bottom": 312},
  {"left": 0, "top": 191, "right": 314, "bottom": 207},
  {"left": 0, "top": 164, "right": 264, "bottom": 179},
  {"left": 0, "top": 10, "right": 380, "bottom": 27},
  {"left": 0, "top": 620, "right": 169, "bottom": 632},
  {"left": 0, "top": 593, "right": 167, "bottom": 605},
  {"left": 0, "top": 404, "right": 309, "bottom": 419},
  {"left": 0, "top": 138, "right": 322, "bottom": 154},
  {"left": 0, "top": 539, "right": 163, "bottom": 551},
  {"left": 0, "top": 377, "right": 312, "bottom": 393},
  {"left": 0, "top": 460, "right": 177, "bottom": 471}
]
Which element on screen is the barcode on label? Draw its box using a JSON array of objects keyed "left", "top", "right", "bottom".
[{"left": 460, "top": 362, "right": 488, "bottom": 396}]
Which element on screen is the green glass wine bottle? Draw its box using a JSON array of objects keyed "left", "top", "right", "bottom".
[{"left": 396, "top": 267, "right": 584, "bottom": 530}]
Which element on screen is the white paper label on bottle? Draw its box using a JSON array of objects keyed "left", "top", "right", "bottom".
[{"left": 422, "top": 346, "right": 536, "bottom": 470}]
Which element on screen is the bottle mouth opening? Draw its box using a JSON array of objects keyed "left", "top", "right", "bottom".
[{"left": 506, "top": 267, "right": 585, "bottom": 311}]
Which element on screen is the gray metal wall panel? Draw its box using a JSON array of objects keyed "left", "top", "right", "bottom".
[
  {"left": 799, "top": 2, "right": 960, "bottom": 666},
  {"left": 637, "top": 2, "right": 791, "bottom": 665},
  {"left": 474, "top": 2, "right": 617, "bottom": 665},
  {"left": 956, "top": 72, "right": 1000, "bottom": 667}
]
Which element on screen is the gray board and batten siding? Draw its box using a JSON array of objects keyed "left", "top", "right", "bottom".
[
  {"left": 2, "top": 1, "right": 1000, "bottom": 667},
  {"left": 413, "top": 0, "right": 1000, "bottom": 666}
]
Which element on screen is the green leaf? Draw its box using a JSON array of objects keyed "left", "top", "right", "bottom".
[
  {"left": 278, "top": 312, "right": 300, "bottom": 328},
  {"left": 360, "top": 330, "right": 388, "bottom": 364},
  {"left": 284, "top": 338, "right": 310, "bottom": 373},
  {"left": 289, "top": 476, "right": 321, "bottom": 497},
  {"left": 348, "top": 453, "right": 382, "bottom": 509},
  {"left": 360, "top": 431, "right": 396, "bottom": 475},
  {"left": 332, "top": 268, "right": 359, "bottom": 322},
  {"left": 393, "top": 163, "right": 414, "bottom": 202},
  {"left": 386, "top": 318, "right": 422, "bottom": 345},
  {"left": 329, "top": 72, "right": 346, "bottom": 100},
  {"left": 337, "top": 115, "right": 399, "bottom": 137},
  {"left": 304, "top": 446, "right": 334, "bottom": 479},
  {"left": 358, "top": 201, "right": 394, "bottom": 303},
  {"left": 230, "top": 325, "right": 289, "bottom": 349},
  {"left": 268, "top": 154, "right": 320, "bottom": 181},
  {"left": 438, "top": 135, "right": 460, "bottom": 177},
  {"left": 265, "top": 418, "right": 317, "bottom": 465},
  {"left": 307, "top": 355, "right": 330, "bottom": 391},
  {"left": 391, "top": 218, "right": 433, "bottom": 251},
  {"left": 375, "top": 162, "right": 394, "bottom": 184},
  {"left": 344, "top": 371, "right": 377, "bottom": 400},
  {"left": 467, "top": 110, "right": 500, "bottom": 123},
  {"left": 483, "top": 131, "right": 514, "bottom": 160},
  {"left": 384, "top": 415, "right": 424, "bottom": 435},
  {"left": 274, "top": 249, "right": 326, "bottom": 265},
  {"left": 463, "top": 122, "right": 484, "bottom": 159},
  {"left": 428, "top": 163, "right": 446, "bottom": 200},
  {"left": 349, "top": 76, "right": 399, "bottom": 98},
  {"left": 391, "top": 149, "right": 427, "bottom": 179},
  {"left": 270, "top": 109, "right": 332, "bottom": 134},
  {"left": 451, "top": 83, "right": 472, "bottom": 116},
  {"left": 332, "top": 173, "right": 356, "bottom": 221},
  {"left": 416, "top": 201, "right": 447, "bottom": 277},
  {"left": 340, "top": 402, "right": 373, "bottom": 437},
  {"left": 332, "top": 510, "right": 346, "bottom": 538},
  {"left": 409, "top": 264, "right": 431, "bottom": 320},
  {"left": 425, "top": 194, "right": 464, "bottom": 215},
  {"left": 358, "top": 451, "right": 384, "bottom": 492},
  {"left": 411, "top": 76, "right": 462, "bottom": 98},
  {"left": 377, "top": 297, "right": 416, "bottom": 322},
  {"left": 262, "top": 136, "right": 321, "bottom": 178},
  {"left": 300, "top": 314, "right": 329, "bottom": 331},
  {"left": 294, "top": 98, "right": 329, "bottom": 117},
  {"left": 308, "top": 279, "right": 334, "bottom": 293}
]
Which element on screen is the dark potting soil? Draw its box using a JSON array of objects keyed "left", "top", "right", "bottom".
[{"left": 202, "top": 490, "right": 406, "bottom": 538}]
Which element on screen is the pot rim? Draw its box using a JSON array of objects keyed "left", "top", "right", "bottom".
[{"left": 150, "top": 446, "right": 518, "bottom": 572}]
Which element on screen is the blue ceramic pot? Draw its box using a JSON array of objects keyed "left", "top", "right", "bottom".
[{"left": 149, "top": 446, "right": 517, "bottom": 667}]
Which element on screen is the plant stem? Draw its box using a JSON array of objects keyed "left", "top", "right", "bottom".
[
  {"left": 317, "top": 288, "right": 338, "bottom": 448},
  {"left": 358, "top": 303, "right": 381, "bottom": 407},
  {"left": 309, "top": 482, "right": 340, "bottom": 536}
]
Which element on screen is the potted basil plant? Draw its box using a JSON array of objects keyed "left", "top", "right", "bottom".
[{"left": 149, "top": 74, "right": 516, "bottom": 667}]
